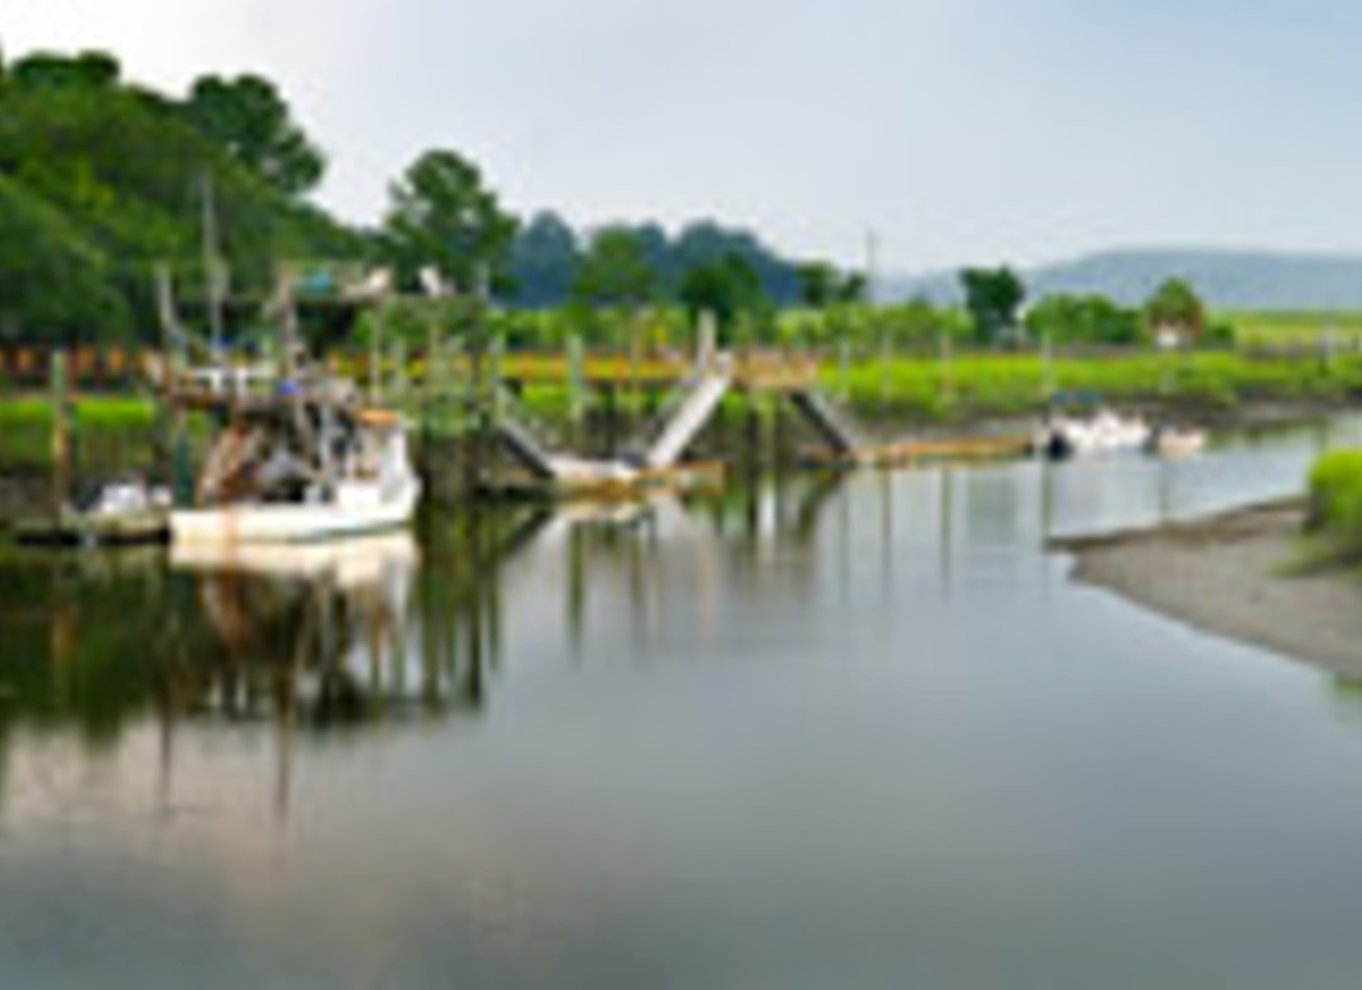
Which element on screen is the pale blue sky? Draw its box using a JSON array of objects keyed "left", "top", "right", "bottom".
[{"left": 7, "top": 0, "right": 1362, "bottom": 271}]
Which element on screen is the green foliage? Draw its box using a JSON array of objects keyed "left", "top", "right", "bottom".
[
  {"left": 1025, "top": 293, "right": 1142, "bottom": 346},
  {"left": 379, "top": 149, "right": 518, "bottom": 296},
  {"left": 677, "top": 253, "right": 768, "bottom": 341},
  {"left": 0, "top": 48, "right": 359, "bottom": 343},
  {"left": 572, "top": 227, "right": 657, "bottom": 307},
  {"left": 796, "top": 261, "right": 865, "bottom": 309},
  {"left": 796, "top": 261, "right": 838, "bottom": 308},
  {"left": 830, "top": 351, "right": 1362, "bottom": 421},
  {"left": 505, "top": 216, "right": 807, "bottom": 309},
  {"left": 183, "top": 73, "right": 325, "bottom": 197},
  {"left": 1144, "top": 277, "right": 1206, "bottom": 342},
  {"left": 508, "top": 211, "right": 579, "bottom": 307},
  {"left": 959, "top": 266, "right": 1025, "bottom": 343},
  {"left": 1222, "top": 310, "right": 1362, "bottom": 348},
  {"left": 1308, "top": 449, "right": 1362, "bottom": 557},
  {"left": 0, "top": 396, "right": 160, "bottom": 474},
  {"left": 0, "top": 174, "right": 131, "bottom": 341},
  {"left": 10, "top": 50, "right": 120, "bottom": 90}
]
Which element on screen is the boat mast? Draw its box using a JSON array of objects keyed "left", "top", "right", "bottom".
[{"left": 200, "top": 170, "right": 227, "bottom": 368}]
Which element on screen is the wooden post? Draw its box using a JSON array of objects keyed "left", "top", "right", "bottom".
[
  {"left": 698, "top": 311, "right": 717, "bottom": 371},
  {"left": 465, "top": 302, "right": 485, "bottom": 499},
  {"left": 50, "top": 350, "right": 72, "bottom": 513},
  {"left": 567, "top": 332, "right": 585, "bottom": 446},
  {"left": 938, "top": 323, "right": 953, "bottom": 411},
  {"left": 370, "top": 302, "right": 385, "bottom": 405},
  {"left": 744, "top": 390, "right": 761, "bottom": 471},
  {"left": 1041, "top": 329, "right": 1054, "bottom": 405},
  {"left": 489, "top": 333, "right": 505, "bottom": 435},
  {"left": 602, "top": 384, "right": 618, "bottom": 457},
  {"left": 879, "top": 328, "right": 892, "bottom": 415},
  {"left": 839, "top": 336, "right": 851, "bottom": 403},
  {"left": 629, "top": 309, "right": 642, "bottom": 432},
  {"left": 390, "top": 338, "right": 407, "bottom": 408},
  {"left": 424, "top": 312, "right": 440, "bottom": 442}
]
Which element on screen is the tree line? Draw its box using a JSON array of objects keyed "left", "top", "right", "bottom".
[{"left": 0, "top": 45, "right": 1217, "bottom": 354}]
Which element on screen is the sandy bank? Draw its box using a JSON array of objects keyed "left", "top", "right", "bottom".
[{"left": 1053, "top": 501, "right": 1362, "bottom": 677}]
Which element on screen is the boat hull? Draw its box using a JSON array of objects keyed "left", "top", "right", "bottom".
[{"left": 170, "top": 482, "right": 420, "bottom": 546}]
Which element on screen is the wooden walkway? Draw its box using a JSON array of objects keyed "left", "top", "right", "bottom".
[{"left": 0, "top": 345, "right": 821, "bottom": 394}]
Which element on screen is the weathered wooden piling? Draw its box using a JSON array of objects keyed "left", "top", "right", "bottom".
[{"left": 49, "top": 349, "right": 72, "bottom": 512}]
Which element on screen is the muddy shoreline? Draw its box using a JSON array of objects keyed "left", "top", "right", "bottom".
[{"left": 1053, "top": 500, "right": 1362, "bottom": 677}]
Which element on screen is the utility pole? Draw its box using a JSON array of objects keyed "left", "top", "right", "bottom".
[{"left": 864, "top": 229, "right": 879, "bottom": 305}]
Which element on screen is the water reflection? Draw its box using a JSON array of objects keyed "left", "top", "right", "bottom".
[
  {"left": 3, "top": 415, "right": 1362, "bottom": 986},
  {"left": 5, "top": 412, "right": 1359, "bottom": 767},
  {"left": 170, "top": 534, "right": 425, "bottom": 726},
  {"left": 0, "top": 508, "right": 560, "bottom": 814}
]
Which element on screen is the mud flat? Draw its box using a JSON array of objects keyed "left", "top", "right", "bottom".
[{"left": 1054, "top": 500, "right": 1362, "bottom": 677}]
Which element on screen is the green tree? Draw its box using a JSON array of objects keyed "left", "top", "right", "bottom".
[
  {"left": 797, "top": 261, "right": 839, "bottom": 308},
  {"left": 1143, "top": 276, "right": 1205, "bottom": 344},
  {"left": 0, "top": 174, "right": 131, "bottom": 342},
  {"left": 10, "top": 50, "right": 120, "bottom": 91},
  {"left": 508, "top": 210, "right": 579, "bottom": 307},
  {"left": 837, "top": 271, "right": 868, "bottom": 305},
  {"left": 571, "top": 227, "right": 657, "bottom": 307},
  {"left": 959, "top": 266, "right": 1025, "bottom": 344},
  {"left": 677, "top": 252, "right": 767, "bottom": 342},
  {"left": 0, "top": 51, "right": 361, "bottom": 342},
  {"left": 379, "top": 149, "right": 518, "bottom": 297},
  {"left": 183, "top": 74, "right": 325, "bottom": 197},
  {"left": 672, "top": 220, "right": 799, "bottom": 304},
  {"left": 1025, "top": 293, "right": 1141, "bottom": 346}
]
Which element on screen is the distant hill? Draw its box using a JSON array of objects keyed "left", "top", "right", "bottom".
[{"left": 884, "top": 248, "right": 1362, "bottom": 310}]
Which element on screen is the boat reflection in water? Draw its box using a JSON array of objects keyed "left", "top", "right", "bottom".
[
  {"left": 169, "top": 532, "right": 426, "bottom": 727},
  {"left": 0, "top": 483, "right": 855, "bottom": 822}
]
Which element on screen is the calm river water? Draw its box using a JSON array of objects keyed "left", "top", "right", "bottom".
[{"left": 3, "top": 415, "right": 1362, "bottom": 988}]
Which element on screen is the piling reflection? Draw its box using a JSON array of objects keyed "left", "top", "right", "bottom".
[
  {"left": 169, "top": 533, "right": 427, "bottom": 726},
  {"left": 0, "top": 507, "right": 556, "bottom": 811}
]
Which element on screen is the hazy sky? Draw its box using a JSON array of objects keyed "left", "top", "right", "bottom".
[{"left": 8, "top": 0, "right": 1362, "bottom": 272}]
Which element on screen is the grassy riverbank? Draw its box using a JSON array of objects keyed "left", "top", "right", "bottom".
[
  {"left": 828, "top": 350, "right": 1362, "bottom": 421},
  {"left": 0, "top": 395, "right": 159, "bottom": 474},
  {"left": 3, "top": 349, "right": 1359, "bottom": 473}
]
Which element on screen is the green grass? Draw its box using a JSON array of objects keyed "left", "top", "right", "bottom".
[
  {"left": 1221, "top": 310, "right": 1362, "bottom": 348},
  {"left": 0, "top": 393, "right": 160, "bottom": 474},
  {"left": 823, "top": 351, "right": 1362, "bottom": 421}
]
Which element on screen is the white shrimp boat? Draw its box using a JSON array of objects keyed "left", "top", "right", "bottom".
[{"left": 169, "top": 393, "right": 421, "bottom": 546}]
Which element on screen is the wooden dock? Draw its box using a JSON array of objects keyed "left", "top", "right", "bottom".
[{"left": 804, "top": 433, "right": 1035, "bottom": 469}]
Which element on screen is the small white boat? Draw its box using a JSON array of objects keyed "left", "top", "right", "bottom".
[
  {"left": 1037, "top": 409, "right": 1151, "bottom": 459},
  {"left": 170, "top": 401, "right": 421, "bottom": 546},
  {"left": 1147, "top": 425, "right": 1207, "bottom": 458}
]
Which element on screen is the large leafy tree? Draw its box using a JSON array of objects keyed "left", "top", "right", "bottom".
[
  {"left": 0, "top": 49, "right": 360, "bottom": 341},
  {"left": 8, "top": 50, "right": 120, "bottom": 90},
  {"left": 183, "top": 74, "right": 325, "bottom": 198},
  {"left": 677, "top": 252, "right": 767, "bottom": 341},
  {"left": 0, "top": 174, "right": 131, "bottom": 342},
  {"left": 796, "top": 261, "right": 839, "bottom": 309},
  {"left": 959, "top": 266, "right": 1025, "bottom": 344},
  {"left": 1143, "top": 276, "right": 1205, "bottom": 343},
  {"left": 672, "top": 220, "right": 800, "bottom": 304},
  {"left": 379, "top": 149, "right": 518, "bottom": 296},
  {"left": 571, "top": 227, "right": 657, "bottom": 308}
]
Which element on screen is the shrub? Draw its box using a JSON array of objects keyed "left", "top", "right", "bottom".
[{"left": 1307, "top": 449, "right": 1362, "bottom": 556}]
